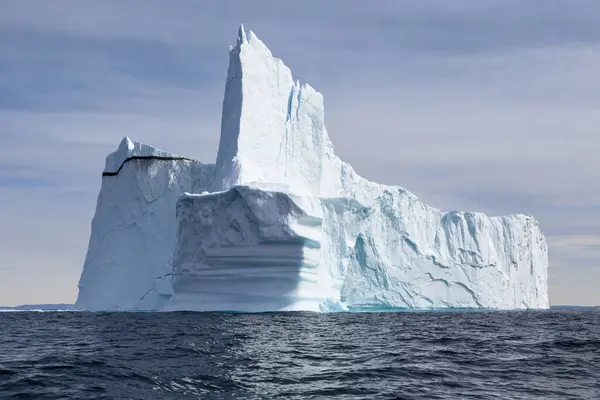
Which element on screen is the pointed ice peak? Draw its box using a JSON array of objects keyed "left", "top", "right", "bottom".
[
  {"left": 237, "top": 23, "right": 247, "bottom": 45},
  {"left": 230, "top": 24, "right": 271, "bottom": 56},
  {"left": 119, "top": 136, "right": 135, "bottom": 152},
  {"left": 104, "top": 137, "right": 136, "bottom": 172}
]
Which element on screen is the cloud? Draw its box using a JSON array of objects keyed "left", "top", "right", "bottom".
[{"left": 0, "top": 1, "right": 598, "bottom": 305}]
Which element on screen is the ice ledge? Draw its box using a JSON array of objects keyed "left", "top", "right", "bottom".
[{"left": 103, "top": 137, "right": 193, "bottom": 176}]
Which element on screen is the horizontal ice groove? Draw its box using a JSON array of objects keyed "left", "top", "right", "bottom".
[{"left": 75, "top": 25, "right": 548, "bottom": 311}]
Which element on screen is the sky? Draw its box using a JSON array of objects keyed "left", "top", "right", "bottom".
[{"left": 0, "top": 0, "right": 599, "bottom": 306}]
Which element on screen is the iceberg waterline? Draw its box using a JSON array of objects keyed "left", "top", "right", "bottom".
[{"left": 75, "top": 25, "right": 549, "bottom": 312}]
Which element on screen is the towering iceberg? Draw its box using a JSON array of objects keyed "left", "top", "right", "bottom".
[{"left": 75, "top": 26, "right": 549, "bottom": 311}]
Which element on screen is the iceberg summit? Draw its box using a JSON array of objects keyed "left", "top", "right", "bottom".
[{"left": 75, "top": 25, "right": 549, "bottom": 312}]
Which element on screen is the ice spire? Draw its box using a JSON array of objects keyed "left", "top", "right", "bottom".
[
  {"left": 213, "top": 25, "right": 332, "bottom": 196},
  {"left": 237, "top": 23, "right": 247, "bottom": 45}
]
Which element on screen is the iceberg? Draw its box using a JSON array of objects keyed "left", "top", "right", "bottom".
[{"left": 75, "top": 25, "right": 548, "bottom": 311}]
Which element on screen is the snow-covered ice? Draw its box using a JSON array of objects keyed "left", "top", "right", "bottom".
[{"left": 75, "top": 25, "right": 548, "bottom": 311}]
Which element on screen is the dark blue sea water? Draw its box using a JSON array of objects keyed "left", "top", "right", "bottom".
[{"left": 0, "top": 311, "right": 598, "bottom": 399}]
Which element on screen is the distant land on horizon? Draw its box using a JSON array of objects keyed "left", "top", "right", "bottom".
[
  {"left": 0, "top": 304, "right": 73, "bottom": 311},
  {"left": 550, "top": 305, "right": 599, "bottom": 310}
]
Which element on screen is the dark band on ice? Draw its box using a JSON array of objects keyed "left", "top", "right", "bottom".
[{"left": 102, "top": 156, "right": 193, "bottom": 177}]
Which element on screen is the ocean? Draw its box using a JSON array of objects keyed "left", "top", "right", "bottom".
[{"left": 0, "top": 310, "right": 598, "bottom": 399}]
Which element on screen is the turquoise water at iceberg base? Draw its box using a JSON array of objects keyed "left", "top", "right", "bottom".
[{"left": 0, "top": 310, "right": 598, "bottom": 399}]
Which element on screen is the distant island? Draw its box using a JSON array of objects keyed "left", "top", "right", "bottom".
[
  {"left": 550, "top": 305, "right": 599, "bottom": 310},
  {"left": 0, "top": 304, "right": 73, "bottom": 311}
]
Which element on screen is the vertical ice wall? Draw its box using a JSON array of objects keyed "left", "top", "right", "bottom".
[
  {"left": 75, "top": 138, "right": 213, "bottom": 310},
  {"left": 340, "top": 189, "right": 548, "bottom": 309},
  {"left": 167, "top": 187, "right": 326, "bottom": 311},
  {"left": 213, "top": 25, "right": 349, "bottom": 198}
]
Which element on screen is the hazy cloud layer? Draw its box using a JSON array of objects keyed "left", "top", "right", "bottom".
[{"left": 0, "top": 1, "right": 598, "bottom": 306}]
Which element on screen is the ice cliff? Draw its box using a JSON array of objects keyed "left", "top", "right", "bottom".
[
  {"left": 76, "top": 138, "right": 213, "bottom": 310},
  {"left": 75, "top": 25, "right": 549, "bottom": 311}
]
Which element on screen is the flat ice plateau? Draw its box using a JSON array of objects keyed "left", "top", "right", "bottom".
[{"left": 75, "top": 26, "right": 548, "bottom": 312}]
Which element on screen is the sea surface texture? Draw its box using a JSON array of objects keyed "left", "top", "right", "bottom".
[{"left": 0, "top": 311, "right": 598, "bottom": 399}]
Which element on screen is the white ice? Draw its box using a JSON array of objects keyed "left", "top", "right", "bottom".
[
  {"left": 76, "top": 138, "right": 213, "bottom": 310},
  {"left": 75, "top": 25, "right": 548, "bottom": 312}
]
